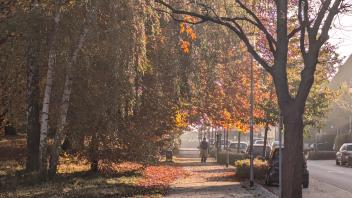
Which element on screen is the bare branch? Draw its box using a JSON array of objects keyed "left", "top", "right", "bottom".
[
  {"left": 295, "top": 0, "right": 344, "bottom": 111},
  {"left": 221, "top": 16, "right": 276, "bottom": 53},
  {"left": 298, "top": 0, "right": 307, "bottom": 56},
  {"left": 288, "top": 26, "right": 301, "bottom": 39},
  {"left": 317, "top": 0, "right": 343, "bottom": 46},
  {"left": 152, "top": 6, "right": 208, "bottom": 25},
  {"left": 288, "top": 18, "right": 314, "bottom": 39},
  {"left": 229, "top": 20, "right": 273, "bottom": 73},
  {"left": 235, "top": 0, "right": 277, "bottom": 48},
  {"left": 311, "top": 0, "right": 332, "bottom": 38},
  {"left": 154, "top": 0, "right": 273, "bottom": 74}
]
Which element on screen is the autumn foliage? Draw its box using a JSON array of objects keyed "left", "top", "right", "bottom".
[{"left": 139, "top": 165, "right": 188, "bottom": 188}]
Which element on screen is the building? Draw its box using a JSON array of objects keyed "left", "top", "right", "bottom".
[{"left": 316, "top": 55, "right": 352, "bottom": 147}]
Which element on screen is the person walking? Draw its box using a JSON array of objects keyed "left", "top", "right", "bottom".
[{"left": 200, "top": 137, "right": 209, "bottom": 163}]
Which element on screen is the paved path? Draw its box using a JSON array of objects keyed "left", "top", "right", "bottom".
[{"left": 165, "top": 150, "right": 275, "bottom": 198}]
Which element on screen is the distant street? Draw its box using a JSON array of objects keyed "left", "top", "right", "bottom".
[
  {"left": 178, "top": 148, "right": 200, "bottom": 158},
  {"left": 308, "top": 160, "right": 352, "bottom": 194}
]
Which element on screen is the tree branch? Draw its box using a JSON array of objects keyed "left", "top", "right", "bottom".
[
  {"left": 311, "top": 0, "right": 332, "bottom": 39},
  {"left": 298, "top": 0, "right": 307, "bottom": 57},
  {"left": 154, "top": 0, "right": 273, "bottom": 74},
  {"left": 317, "top": 0, "right": 343, "bottom": 46},
  {"left": 235, "top": 0, "right": 277, "bottom": 49},
  {"left": 221, "top": 16, "right": 276, "bottom": 53}
]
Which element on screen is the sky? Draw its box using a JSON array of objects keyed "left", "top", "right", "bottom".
[{"left": 330, "top": 11, "right": 352, "bottom": 63}]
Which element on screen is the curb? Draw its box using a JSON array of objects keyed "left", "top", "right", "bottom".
[
  {"left": 224, "top": 162, "right": 277, "bottom": 198},
  {"left": 240, "top": 180, "right": 278, "bottom": 198}
]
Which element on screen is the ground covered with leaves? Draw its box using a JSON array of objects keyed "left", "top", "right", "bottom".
[{"left": 0, "top": 147, "right": 188, "bottom": 198}]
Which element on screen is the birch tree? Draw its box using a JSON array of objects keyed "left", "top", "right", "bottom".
[
  {"left": 48, "top": 22, "right": 90, "bottom": 178},
  {"left": 38, "top": 0, "right": 62, "bottom": 177}
]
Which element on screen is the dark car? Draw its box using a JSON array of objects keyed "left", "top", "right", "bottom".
[
  {"left": 265, "top": 147, "right": 309, "bottom": 188},
  {"left": 336, "top": 143, "right": 352, "bottom": 166},
  {"left": 228, "top": 142, "right": 248, "bottom": 153},
  {"left": 309, "top": 142, "right": 332, "bottom": 151},
  {"left": 245, "top": 144, "right": 271, "bottom": 159},
  {"left": 219, "top": 140, "right": 231, "bottom": 149}
]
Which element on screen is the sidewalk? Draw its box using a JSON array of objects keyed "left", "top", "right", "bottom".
[{"left": 165, "top": 157, "right": 276, "bottom": 198}]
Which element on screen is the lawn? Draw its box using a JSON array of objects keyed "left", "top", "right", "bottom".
[{"left": 0, "top": 137, "right": 187, "bottom": 198}]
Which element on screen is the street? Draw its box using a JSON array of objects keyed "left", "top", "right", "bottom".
[
  {"left": 266, "top": 160, "right": 352, "bottom": 197},
  {"left": 307, "top": 160, "right": 352, "bottom": 195}
]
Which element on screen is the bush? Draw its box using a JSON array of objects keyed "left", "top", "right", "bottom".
[
  {"left": 307, "top": 151, "right": 336, "bottom": 160},
  {"left": 216, "top": 151, "right": 244, "bottom": 165},
  {"left": 234, "top": 159, "right": 268, "bottom": 179}
]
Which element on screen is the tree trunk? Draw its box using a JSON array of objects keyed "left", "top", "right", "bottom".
[
  {"left": 262, "top": 122, "right": 269, "bottom": 158},
  {"left": 282, "top": 107, "right": 304, "bottom": 198},
  {"left": 25, "top": 1, "right": 41, "bottom": 172},
  {"left": 48, "top": 26, "right": 89, "bottom": 178},
  {"left": 223, "top": 128, "right": 225, "bottom": 151},
  {"left": 89, "top": 131, "right": 99, "bottom": 172},
  {"left": 237, "top": 131, "right": 241, "bottom": 153},
  {"left": 38, "top": 1, "right": 61, "bottom": 178},
  {"left": 226, "top": 128, "right": 230, "bottom": 167}
]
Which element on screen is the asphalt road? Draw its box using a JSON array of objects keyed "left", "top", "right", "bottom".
[
  {"left": 308, "top": 160, "right": 352, "bottom": 193},
  {"left": 259, "top": 160, "right": 352, "bottom": 197}
]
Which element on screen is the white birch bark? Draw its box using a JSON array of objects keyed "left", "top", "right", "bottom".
[
  {"left": 48, "top": 26, "right": 89, "bottom": 177},
  {"left": 38, "top": 0, "right": 62, "bottom": 177},
  {"left": 49, "top": 2, "right": 96, "bottom": 176}
]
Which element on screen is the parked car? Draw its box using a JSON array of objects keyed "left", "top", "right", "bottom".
[
  {"left": 228, "top": 142, "right": 248, "bottom": 153},
  {"left": 265, "top": 147, "right": 309, "bottom": 188},
  {"left": 271, "top": 141, "right": 283, "bottom": 148},
  {"left": 214, "top": 140, "right": 231, "bottom": 150},
  {"left": 254, "top": 139, "right": 265, "bottom": 144},
  {"left": 245, "top": 144, "right": 271, "bottom": 159},
  {"left": 309, "top": 142, "right": 332, "bottom": 151},
  {"left": 336, "top": 143, "right": 352, "bottom": 166},
  {"left": 253, "top": 138, "right": 263, "bottom": 144}
]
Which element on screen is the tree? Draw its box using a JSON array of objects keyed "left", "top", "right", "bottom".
[
  {"left": 38, "top": 0, "right": 62, "bottom": 178},
  {"left": 257, "top": 41, "right": 339, "bottom": 156},
  {"left": 25, "top": 0, "right": 42, "bottom": 172},
  {"left": 154, "top": 0, "right": 348, "bottom": 197},
  {"left": 48, "top": 1, "right": 92, "bottom": 179},
  {"left": 256, "top": 77, "right": 278, "bottom": 157}
]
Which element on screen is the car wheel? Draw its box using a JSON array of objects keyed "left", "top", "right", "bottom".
[
  {"left": 303, "top": 175, "right": 309, "bottom": 188},
  {"left": 340, "top": 159, "right": 344, "bottom": 166},
  {"left": 340, "top": 159, "right": 346, "bottom": 166}
]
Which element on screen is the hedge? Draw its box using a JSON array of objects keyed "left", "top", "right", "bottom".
[
  {"left": 216, "top": 151, "right": 245, "bottom": 165},
  {"left": 307, "top": 151, "right": 336, "bottom": 160},
  {"left": 234, "top": 159, "right": 268, "bottom": 179}
]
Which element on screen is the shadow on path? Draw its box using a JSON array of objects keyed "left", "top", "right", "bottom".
[
  {"left": 165, "top": 153, "right": 254, "bottom": 198},
  {"left": 164, "top": 149, "right": 277, "bottom": 198}
]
